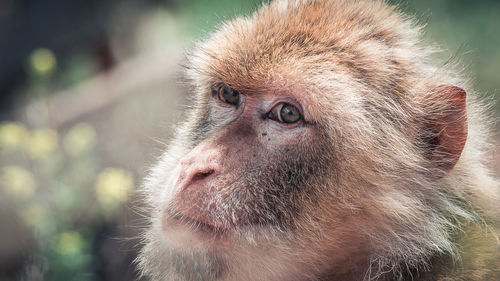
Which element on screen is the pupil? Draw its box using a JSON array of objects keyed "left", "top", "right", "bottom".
[
  {"left": 280, "top": 104, "right": 300, "bottom": 123},
  {"left": 223, "top": 87, "right": 239, "bottom": 105}
]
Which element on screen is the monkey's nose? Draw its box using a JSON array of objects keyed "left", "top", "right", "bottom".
[{"left": 174, "top": 141, "right": 223, "bottom": 192}]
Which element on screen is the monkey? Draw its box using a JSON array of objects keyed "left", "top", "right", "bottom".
[{"left": 137, "top": 0, "right": 500, "bottom": 280}]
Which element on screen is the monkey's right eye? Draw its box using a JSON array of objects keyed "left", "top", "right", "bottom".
[
  {"left": 216, "top": 85, "right": 240, "bottom": 106},
  {"left": 267, "top": 102, "right": 303, "bottom": 124}
]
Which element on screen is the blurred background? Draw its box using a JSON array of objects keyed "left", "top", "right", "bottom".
[{"left": 0, "top": 0, "right": 499, "bottom": 280}]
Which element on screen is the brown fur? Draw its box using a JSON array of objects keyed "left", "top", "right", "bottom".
[{"left": 138, "top": 1, "right": 500, "bottom": 280}]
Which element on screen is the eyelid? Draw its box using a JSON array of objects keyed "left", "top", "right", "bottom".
[
  {"left": 270, "top": 103, "right": 285, "bottom": 122},
  {"left": 210, "top": 83, "right": 224, "bottom": 97},
  {"left": 267, "top": 98, "right": 304, "bottom": 114},
  {"left": 268, "top": 99, "right": 304, "bottom": 116}
]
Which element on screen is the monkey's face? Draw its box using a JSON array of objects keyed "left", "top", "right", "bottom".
[
  {"left": 160, "top": 81, "right": 336, "bottom": 240},
  {"left": 142, "top": 74, "right": 368, "bottom": 280}
]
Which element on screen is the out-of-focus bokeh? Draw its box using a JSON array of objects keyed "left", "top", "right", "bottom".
[{"left": 0, "top": 0, "right": 499, "bottom": 280}]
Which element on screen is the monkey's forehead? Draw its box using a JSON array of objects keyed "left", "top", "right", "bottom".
[{"left": 186, "top": 0, "right": 429, "bottom": 116}]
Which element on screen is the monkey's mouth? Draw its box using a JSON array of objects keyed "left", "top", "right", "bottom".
[{"left": 164, "top": 208, "right": 229, "bottom": 235}]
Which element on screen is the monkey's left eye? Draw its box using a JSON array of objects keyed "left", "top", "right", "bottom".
[
  {"left": 268, "top": 103, "right": 302, "bottom": 124},
  {"left": 216, "top": 85, "right": 240, "bottom": 106}
]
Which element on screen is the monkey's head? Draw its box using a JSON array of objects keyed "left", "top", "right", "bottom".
[{"left": 139, "top": 1, "right": 497, "bottom": 280}]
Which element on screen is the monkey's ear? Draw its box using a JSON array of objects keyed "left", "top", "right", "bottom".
[{"left": 424, "top": 85, "right": 468, "bottom": 171}]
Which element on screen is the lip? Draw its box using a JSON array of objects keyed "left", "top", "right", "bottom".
[{"left": 164, "top": 208, "right": 229, "bottom": 235}]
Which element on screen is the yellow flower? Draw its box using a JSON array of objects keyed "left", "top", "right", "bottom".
[
  {"left": 0, "top": 122, "right": 29, "bottom": 150},
  {"left": 95, "top": 168, "right": 134, "bottom": 210},
  {"left": 25, "top": 128, "right": 58, "bottom": 159},
  {"left": 0, "top": 166, "right": 36, "bottom": 199},
  {"left": 30, "top": 48, "right": 57, "bottom": 75},
  {"left": 63, "top": 123, "right": 97, "bottom": 157},
  {"left": 55, "top": 231, "right": 83, "bottom": 256}
]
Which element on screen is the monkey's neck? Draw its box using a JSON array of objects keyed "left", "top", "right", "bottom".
[
  {"left": 395, "top": 223, "right": 499, "bottom": 281},
  {"left": 317, "top": 223, "right": 499, "bottom": 281}
]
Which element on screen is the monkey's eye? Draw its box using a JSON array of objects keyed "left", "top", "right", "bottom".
[
  {"left": 217, "top": 85, "right": 240, "bottom": 106},
  {"left": 268, "top": 103, "right": 302, "bottom": 124}
]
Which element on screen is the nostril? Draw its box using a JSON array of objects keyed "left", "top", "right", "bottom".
[
  {"left": 177, "top": 167, "right": 217, "bottom": 192},
  {"left": 191, "top": 169, "right": 215, "bottom": 182}
]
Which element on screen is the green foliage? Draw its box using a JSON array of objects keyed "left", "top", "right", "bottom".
[
  {"left": 390, "top": 0, "right": 500, "bottom": 99},
  {"left": 0, "top": 122, "right": 134, "bottom": 281}
]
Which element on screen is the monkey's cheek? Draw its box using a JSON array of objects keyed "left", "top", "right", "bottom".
[{"left": 153, "top": 165, "right": 181, "bottom": 209}]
